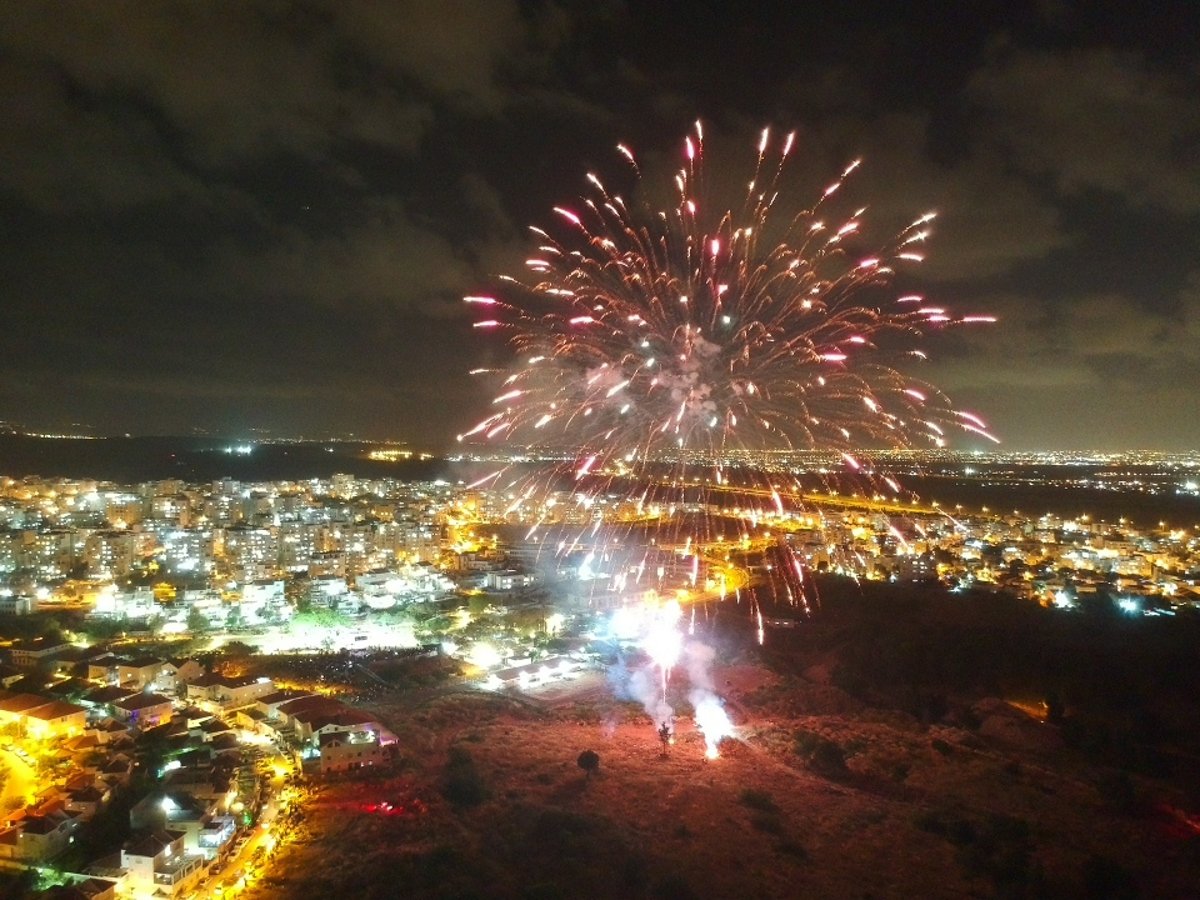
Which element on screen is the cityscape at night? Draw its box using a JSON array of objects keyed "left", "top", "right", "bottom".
[{"left": 2, "top": 3, "right": 1200, "bottom": 899}]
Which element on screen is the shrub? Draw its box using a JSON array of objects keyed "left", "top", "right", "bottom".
[
  {"left": 739, "top": 789, "right": 779, "bottom": 814},
  {"left": 751, "top": 814, "right": 784, "bottom": 835},
  {"left": 440, "top": 747, "right": 488, "bottom": 808},
  {"left": 577, "top": 749, "right": 600, "bottom": 778},
  {"left": 809, "top": 740, "right": 848, "bottom": 775},
  {"left": 794, "top": 728, "right": 848, "bottom": 776}
]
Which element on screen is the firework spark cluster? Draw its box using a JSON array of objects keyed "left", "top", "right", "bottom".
[
  {"left": 463, "top": 121, "right": 996, "bottom": 467},
  {"left": 608, "top": 598, "right": 735, "bottom": 759}
]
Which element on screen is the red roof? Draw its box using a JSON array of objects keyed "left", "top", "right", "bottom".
[
  {"left": 24, "top": 700, "right": 85, "bottom": 720},
  {"left": 114, "top": 693, "right": 173, "bottom": 712}
]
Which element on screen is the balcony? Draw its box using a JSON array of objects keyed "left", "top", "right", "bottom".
[{"left": 153, "top": 854, "right": 203, "bottom": 886}]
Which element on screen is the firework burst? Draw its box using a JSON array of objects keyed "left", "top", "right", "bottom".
[{"left": 462, "top": 121, "right": 996, "bottom": 466}]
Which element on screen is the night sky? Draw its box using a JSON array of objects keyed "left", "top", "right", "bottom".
[{"left": 3, "top": 2, "right": 1199, "bottom": 451}]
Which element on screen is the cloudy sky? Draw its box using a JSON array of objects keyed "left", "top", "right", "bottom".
[{"left": 2, "top": 1, "right": 1198, "bottom": 450}]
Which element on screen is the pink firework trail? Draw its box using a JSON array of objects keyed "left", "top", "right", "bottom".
[{"left": 461, "top": 121, "right": 996, "bottom": 463}]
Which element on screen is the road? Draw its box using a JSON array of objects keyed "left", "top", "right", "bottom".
[
  {"left": 201, "top": 747, "right": 295, "bottom": 897},
  {"left": 0, "top": 746, "right": 36, "bottom": 810}
]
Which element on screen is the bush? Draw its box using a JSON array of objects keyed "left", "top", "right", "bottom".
[
  {"left": 793, "top": 728, "right": 848, "bottom": 776},
  {"left": 918, "top": 809, "right": 1033, "bottom": 890},
  {"left": 809, "top": 740, "right": 848, "bottom": 775},
  {"left": 739, "top": 789, "right": 779, "bottom": 814},
  {"left": 931, "top": 738, "right": 954, "bottom": 756},
  {"left": 751, "top": 814, "right": 784, "bottom": 835},
  {"left": 440, "top": 746, "right": 489, "bottom": 808},
  {"left": 577, "top": 749, "right": 600, "bottom": 778}
]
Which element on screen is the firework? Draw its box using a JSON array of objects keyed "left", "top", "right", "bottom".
[
  {"left": 462, "top": 121, "right": 995, "bottom": 469},
  {"left": 692, "top": 692, "right": 734, "bottom": 759},
  {"left": 641, "top": 599, "right": 683, "bottom": 701}
]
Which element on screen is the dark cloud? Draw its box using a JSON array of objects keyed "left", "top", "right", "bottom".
[{"left": 967, "top": 46, "right": 1200, "bottom": 213}]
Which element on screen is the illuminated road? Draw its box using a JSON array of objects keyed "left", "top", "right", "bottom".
[
  {"left": 205, "top": 750, "right": 295, "bottom": 897},
  {"left": 661, "top": 480, "right": 952, "bottom": 518},
  {"left": 0, "top": 747, "right": 35, "bottom": 808}
]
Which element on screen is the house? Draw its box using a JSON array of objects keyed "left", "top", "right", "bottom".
[
  {"left": 44, "top": 677, "right": 91, "bottom": 702},
  {"left": 120, "top": 829, "right": 205, "bottom": 898},
  {"left": 14, "top": 810, "right": 80, "bottom": 861},
  {"left": 487, "top": 656, "right": 579, "bottom": 691},
  {"left": 83, "top": 717, "right": 132, "bottom": 746},
  {"left": 130, "top": 791, "right": 219, "bottom": 849},
  {"left": 112, "top": 692, "right": 175, "bottom": 728},
  {"left": 232, "top": 706, "right": 269, "bottom": 736},
  {"left": 165, "top": 708, "right": 212, "bottom": 738},
  {"left": 253, "top": 689, "right": 315, "bottom": 720},
  {"left": 85, "top": 653, "right": 122, "bottom": 684},
  {"left": 0, "top": 595, "right": 34, "bottom": 615},
  {"left": 484, "top": 568, "right": 536, "bottom": 591},
  {"left": 184, "top": 672, "right": 275, "bottom": 708},
  {"left": 195, "top": 815, "right": 236, "bottom": 859},
  {"left": 196, "top": 718, "right": 234, "bottom": 742},
  {"left": 133, "top": 796, "right": 234, "bottom": 859},
  {"left": 22, "top": 699, "right": 87, "bottom": 739},
  {"left": 274, "top": 695, "right": 343, "bottom": 731},
  {"left": 62, "top": 733, "right": 103, "bottom": 757},
  {"left": 208, "top": 733, "right": 241, "bottom": 757},
  {"left": 65, "top": 782, "right": 112, "bottom": 821},
  {"left": 81, "top": 685, "right": 137, "bottom": 714},
  {"left": 319, "top": 729, "right": 385, "bottom": 774},
  {"left": 299, "top": 708, "right": 391, "bottom": 745},
  {"left": 0, "top": 692, "right": 53, "bottom": 729},
  {"left": 116, "top": 656, "right": 164, "bottom": 690},
  {"left": 100, "top": 753, "right": 135, "bottom": 789},
  {"left": 48, "top": 645, "right": 112, "bottom": 679},
  {"left": 162, "top": 768, "right": 233, "bottom": 804},
  {"left": 157, "top": 658, "right": 204, "bottom": 694},
  {"left": 8, "top": 638, "right": 72, "bottom": 668}
]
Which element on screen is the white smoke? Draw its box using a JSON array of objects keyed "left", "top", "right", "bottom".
[
  {"left": 685, "top": 640, "right": 734, "bottom": 758},
  {"left": 603, "top": 606, "right": 735, "bottom": 756}
]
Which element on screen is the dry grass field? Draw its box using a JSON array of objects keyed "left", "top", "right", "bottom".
[{"left": 245, "top": 655, "right": 1200, "bottom": 899}]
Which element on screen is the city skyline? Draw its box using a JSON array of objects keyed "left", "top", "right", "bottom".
[{"left": 3, "top": 3, "right": 1200, "bottom": 451}]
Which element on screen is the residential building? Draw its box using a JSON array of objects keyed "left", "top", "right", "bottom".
[{"left": 319, "top": 729, "right": 385, "bottom": 773}]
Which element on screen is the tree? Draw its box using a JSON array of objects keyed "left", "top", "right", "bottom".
[
  {"left": 186, "top": 607, "right": 209, "bottom": 633},
  {"left": 658, "top": 722, "right": 673, "bottom": 756},
  {"left": 577, "top": 749, "right": 600, "bottom": 779}
]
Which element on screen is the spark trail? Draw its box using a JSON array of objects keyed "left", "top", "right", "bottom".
[{"left": 462, "top": 121, "right": 996, "bottom": 470}]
